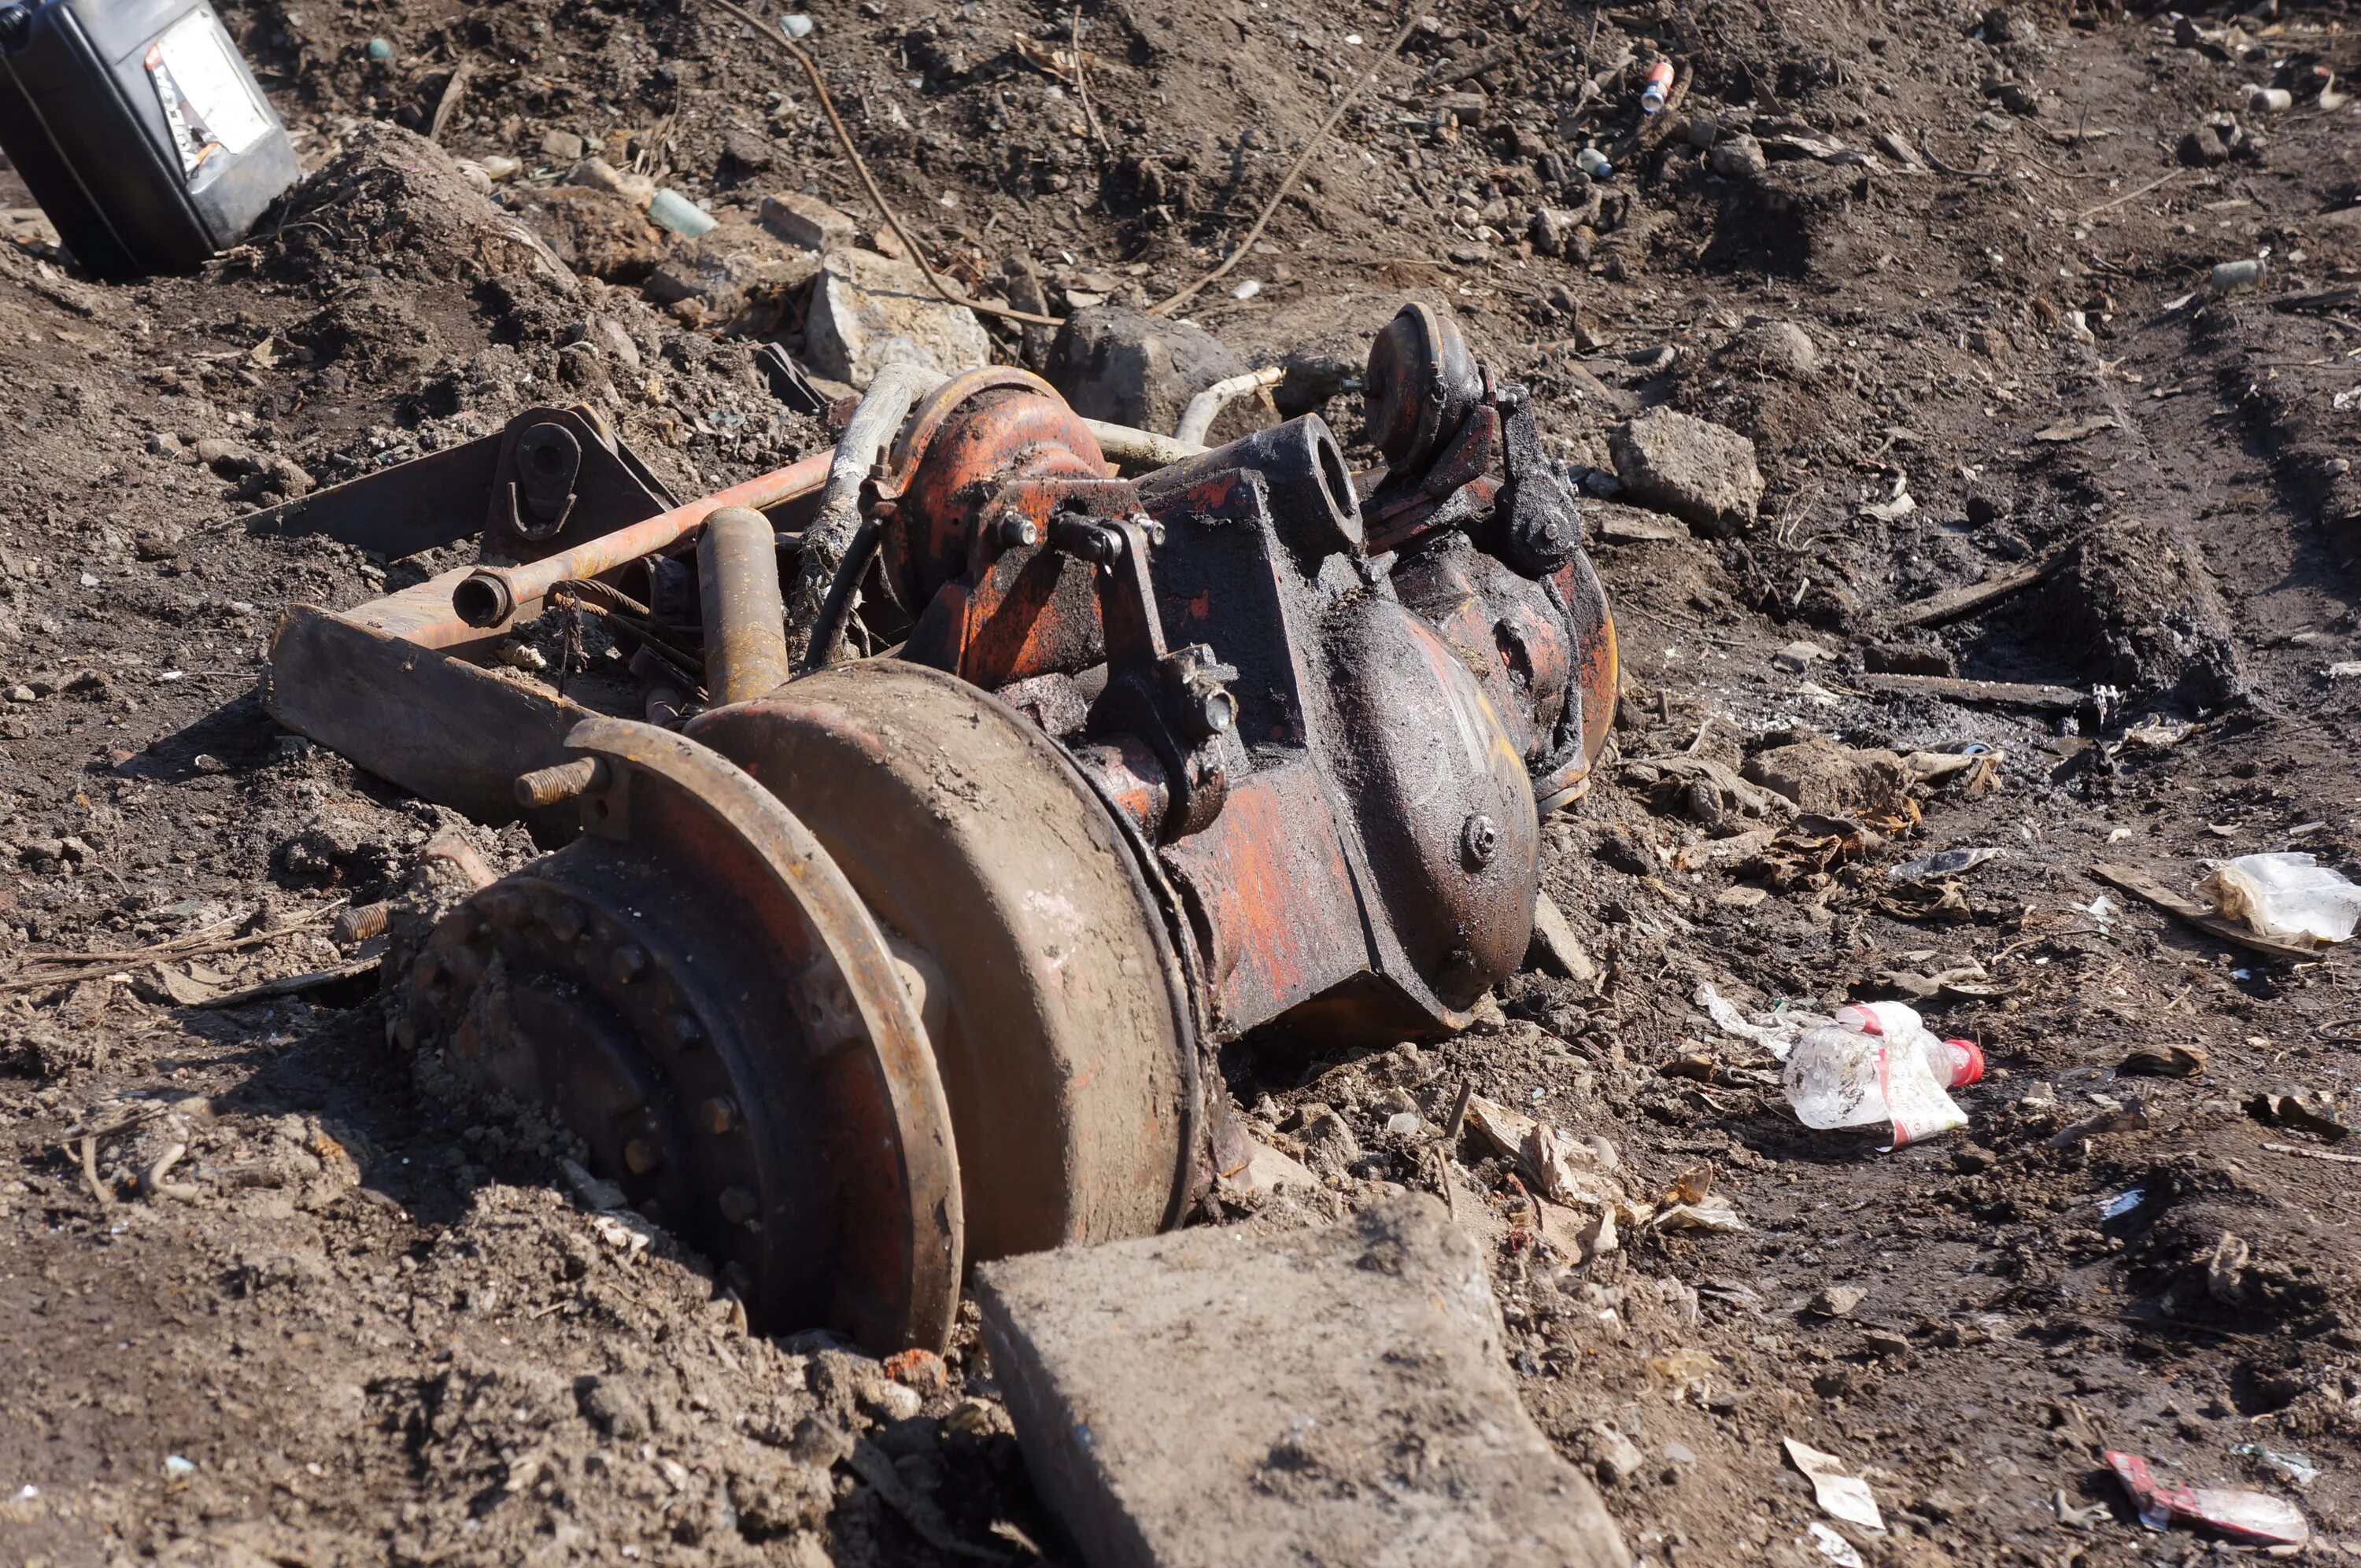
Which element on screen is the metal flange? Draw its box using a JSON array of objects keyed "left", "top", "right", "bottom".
[{"left": 399, "top": 714, "right": 963, "bottom": 1351}]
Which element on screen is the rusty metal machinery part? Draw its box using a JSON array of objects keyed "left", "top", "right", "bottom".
[
  {"left": 697, "top": 505, "right": 793, "bottom": 704},
  {"left": 397, "top": 714, "right": 963, "bottom": 1351},
  {"left": 1362, "top": 301, "right": 1480, "bottom": 470},
  {"left": 878, "top": 367, "right": 1114, "bottom": 619},
  {"left": 689, "top": 659, "right": 1202, "bottom": 1263}
]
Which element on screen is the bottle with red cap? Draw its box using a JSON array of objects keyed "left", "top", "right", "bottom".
[{"left": 1783, "top": 1000, "right": 1983, "bottom": 1148}]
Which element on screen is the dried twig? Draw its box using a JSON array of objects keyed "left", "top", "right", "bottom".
[
  {"left": 429, "top": 57, "right": 474, "bottom": 142},
  {"left": 1148, "top": 9, "right": 1423, "bottom": 317},
  {"left": 693, "top": 0, "right": 1062, "bottom": 327},
  {"left": 6, "top": 913, "right": 337, "bottom": 994},
  {"left": 1070, "top": 6, "right": 1112, "bottom": 155},
  {"left": 2075, "top": 167, "right": 2184, "bottom": 222},
  {"left": 79, "top": 1133, "right": 112, "bottom": 1205}
]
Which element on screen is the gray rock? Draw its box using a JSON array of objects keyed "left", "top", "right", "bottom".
[
  {"left": 645, "top": 221, "right": 825, "bottom": 332},
  {"left": 1716, "top": 319, "right": 1820, "bottom": 379},
  {"left": 803, "top": 248, "right": 992, "bottom": 389},
  {"left": 1608, "top": 408, "right": 1764, "bottom": 533},
  {"left": 1524, "top": 890, "right": 1599, "bottom": 987},
  {"left": 1528, "top": 207, "right": 1579, "bottom": 258},
  {"left": 1586, "top": 1425, "right": 1646, "bottom": 1487},
  {"left": 1708, "top": 133, "right": 1768, "bottom": 181},
  {"left": 759, "top": 191, "right": 856, "bottom": 253},
  {"left": 1046, "top": 304, "right": 1273, "bottom": 444},
  {"left": 974, "top": 1195, "right": 1629, "bottom": 1568}
]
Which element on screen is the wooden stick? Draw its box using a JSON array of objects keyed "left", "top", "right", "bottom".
[
  {"left": 1887, "top": 554, "right": 2064, "bottom": 630},
  {"left": 429, "top": 58, "right": 473, "bottom": 143},
  {"left": 1853, "top": 672, "right": 2084, "bottom": 712},
  {"left": 2093, "top": 862, "right": 2322, "bottom": 965}
]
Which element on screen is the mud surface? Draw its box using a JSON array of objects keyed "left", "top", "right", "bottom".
[{"left": 2, "top": 0, "right": 2359, "bottom": 1562}]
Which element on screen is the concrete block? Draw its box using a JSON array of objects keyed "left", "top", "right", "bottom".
[
  {"left": 759, "top": 192, "right": 857, "bottom": 253},
  {"left": 974, "top": 1195, "right": 1629, "bottom": 1568},
  {"left": 803, "top": 248, "right": 991, "bottom": 388}
]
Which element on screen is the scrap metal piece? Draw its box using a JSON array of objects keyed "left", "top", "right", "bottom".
[
  {"left": 399, "top": 714, "right": 963, "bottom": 1349},
  {"left": 264, "top": 596, "right": 591, "bottom": 828},
  {"left": 242, "top": 405, "right": 678, "bottom": 564},
  {"left": 696, "top": 505, "right": 792, "bottom": 703},
  {"left": 689, "top": 660, "right": 1203, "bottom": 1262}
]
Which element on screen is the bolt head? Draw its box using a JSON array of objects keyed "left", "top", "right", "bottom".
[
  {"left": 719, "top": 1186, "right": 759, "bottom": 1227},
  {"left": 609, "top": 943, "right": 648, "bottom": 983},
  {"left": 1461, "top": 812, "right": 1501, "bottom": 869},
  {"left": 703, "top": 1096, "right": 740, "bottom": 1134},
  {"left": 623, "top": 1138, "right": 660, "bottom": 1175},
  {"left": 545, "top": 898, "right": 586, "bottom": 943}
]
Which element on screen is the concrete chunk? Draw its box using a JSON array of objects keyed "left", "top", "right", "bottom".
[
  {"left": 974, "top": 1195, "right": 1630, "bottom": 1568},
  {"left": 759, "top": 192, "right": 857, "bottom": 253},
  {"left": 1608, "top": 407, "right": 1764, "bottom": 535},
  {"left": 803, "top": 248, "right": 991, "bottom": 388},
  {"left": 1047, "top": 304, "right": 1274, "bottom": 445}
]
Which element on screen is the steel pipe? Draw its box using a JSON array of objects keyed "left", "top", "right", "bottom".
[
  {"left": 698, "top": 506, "right": 793, "bottom": 703},
  {"left": 453, "top": 448, "right": 836, "bottom": 629},
  {"left": 1083, "top": 418, "right": 1206, "bottom": 473}
]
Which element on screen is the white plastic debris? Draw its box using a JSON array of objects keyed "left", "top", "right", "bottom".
[
  {"left": 2204, "top": 852, "right": 2361, "bottom": 945},
  {"left": 1785, "top": 1438, "right": 1883, "bottom": 1531},
  {"left": 1806, "top": 1522, "right": 1865, "bottom": 1567},
  {"left": 1887, "top": 847, "right": 2001, "bottom": 884},
  {"left": 1783, "top": 1002, "right": 1980, "bottom": 1148},
  {"left": 1693, "top": 982, "right": 1827, "bottom": 1061}
]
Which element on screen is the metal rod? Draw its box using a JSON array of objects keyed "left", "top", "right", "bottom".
[
  {"left": 788, "top": 363, "right": 943, "bottom": 661},
  {"left": 698, "top": 505, "right": 794, "bottom": 703},
  {"left": 515, "top": 756, "right": 608, "bottom": 810},
  {"left": 453, "top": 448, "right": 835, "bottom": 629}
]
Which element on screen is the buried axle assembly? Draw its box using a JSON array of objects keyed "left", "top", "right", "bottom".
[{"left": 264, "top": 304, "right": 1618, "bottom": 1351}]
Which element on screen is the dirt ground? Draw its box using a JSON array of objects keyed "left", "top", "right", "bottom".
[{"left": 1, "top": 0, "right": 2359, "bottom": 1562}]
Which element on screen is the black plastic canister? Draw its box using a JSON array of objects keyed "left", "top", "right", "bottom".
[{"left": 0, "top": 0, "right": 300, "bottom": 279}]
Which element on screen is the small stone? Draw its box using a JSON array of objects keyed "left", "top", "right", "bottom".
[
  {"left": 645, "top": 222, "right": 826, "bottom": 333},
  {"left": 1716, "top": 319, "right": 1820, "bottom": 379},
  {"left": 1772, "top": 640, "right": 1832, "bottom": 673},
  {"left": 1708, "top": 134, "right": 1767, "bottom": 180},
  {"left": 540, "top": 128, "right": 587, "bottom": 162},
  {"left": 759, "top": 192, "right": 857, "bottom": 253},
  {"left": 1609, "top": 408, "right": 1764, "bottom": 534},
  {"left": 2178, "top": 124, "right": 2231, "bottom": 167},
  {"left": 1808, "top": 1284, "right": 1868, "bottom": 1319},
  {"left": 1525, "top": 890, "right": 1600, "bottom": 986},
  {"left": 1529, "top": 207, "right": 1578, "bottom": 257},
  {"left": 859, "top": 1375, "right": 925, "bottom": 1423},
  {"left": 1046, "top": 304, "right": 1272, "bottom": 445},
  {"left": 515, "top": 186, "right": 663, "bottom": 284},
  {"left": 1863, "top": 1329, "right": 1911, "bottom": 1360},
  {"left": 1587, "top": 1424, "right": 1646, "bottom": 1486}
]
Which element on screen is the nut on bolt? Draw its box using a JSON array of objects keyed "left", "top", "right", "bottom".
[{"left": 1460, "top": 812, "right": 1500, "bottom": 869}]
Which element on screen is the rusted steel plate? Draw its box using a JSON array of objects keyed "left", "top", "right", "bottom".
[{"left": 263, "top": 602, "right": 583, "bottom": 826}]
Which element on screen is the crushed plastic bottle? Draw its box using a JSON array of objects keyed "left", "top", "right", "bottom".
[
  {"left": 1783, "top": 1001, "right": 1982, "bottom": 1148},
  {"left": 1640, "top": 60, "right": 1675, "bottom": 114},
  {"left": 2204, "top": 852, "right": 2361, "bottom": 945}
]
